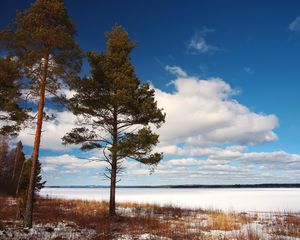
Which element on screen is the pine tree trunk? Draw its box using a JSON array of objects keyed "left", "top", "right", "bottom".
[
  {"left": 109, "top": 111, "right": 118, "bottom": 217},
  {"left": 109, "top": 159, "right": 117, "bottom": 216},
  {"left": 0, "top": 137, "right": 8, "bottom": 193},
  {"left": 15, "top": 158, "right": 25, "bottom": 196},
  {"left": 11, "top": 141, "right": 23, "bottom": 194},
  {"left": 24, "top": 54, "right": 49, "bottom": 228}
]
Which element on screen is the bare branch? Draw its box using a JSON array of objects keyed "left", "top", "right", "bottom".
[{"left": 103, "top": 172, "right": 111, "bottom": 179}]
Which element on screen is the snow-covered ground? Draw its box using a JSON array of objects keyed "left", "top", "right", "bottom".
[
  {"left": 40, "top": 187, "right": 300, "bottom": 212},
  {"left": 0, "top": 221, "right": 96, "bottom": 240}
]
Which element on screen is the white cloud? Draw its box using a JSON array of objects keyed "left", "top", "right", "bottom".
[
  {"left": 41, "top": 154, "right": 107, "bottom": 170},
  {"left": 59, "top": 88, "right": 76, "bottom": 99},
  {"left": 244, "top": 67, "right": 255, "bottom": 75},
  {"left": 165, "top": 65, "right": 188, "bottom": 78},
  {"left": 19, "top": 65, "right": 278, "bottom": 153},
  {"left": 19, "top": 63, "right": 300, "bottom": 184},
  {"left": 156, "top": 66, "right": 278, "bottom": 146},
  {"left": 187, "top": 29, "right": 219, "bottom": 54},
  {"left": 148, "top": 143, "right": 300, "bottom": 183},
  {"left": 40, "top": 154, "right": 108, "bottom": 184},
  {"left": 289, "top": 16, "right": 300, "bottom": 32},
  {"left": 156, "top": 144, "right": 300, "bottom": 171},
  {"left": 124, "top": 150, "right": 300, "bottom": 184},
  {"left": 240, "top": 151, "right": 300, "bottom": 170},
  {"left": 41, "top": 150, "right": 300, "bottom": 185},
  {"left": 18, "top": 110, "right": 77, "bottom": 151},
  {"left": 155, "top": 144, "right": 245, "bottom": 160},
  {"left": 41, "top": 165, "right": 57, "bottom": 173}
]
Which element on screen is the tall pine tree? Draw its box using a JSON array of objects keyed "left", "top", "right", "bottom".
[
  {"left": 0, "top": 0, "right": 82, "bottom": 227},
  {"left": 63, "top": 25, "right": 165, "bottom": 216}
]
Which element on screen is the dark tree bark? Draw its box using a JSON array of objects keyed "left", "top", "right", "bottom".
[
  {"left": 11, "top": 141, "right": 24, "bottom": 193},
  {"left": 15, "top": 158, "right": 26, "bottom": 196},
  {"left": 109, "top": 110, "right": 118, "bottom": 216},
  {"left": 109, "top": 160, "right": 117, "bottom": 216}
]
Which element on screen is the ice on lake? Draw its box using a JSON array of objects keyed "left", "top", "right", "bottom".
[{"left": 40, "top": 187, "right": 300, "bottom": 212}]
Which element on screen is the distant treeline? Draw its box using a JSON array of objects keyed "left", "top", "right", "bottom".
[
  {"left": 45, "top": 183, "right": 300, "bottom": 189},
  {"left": 0, "top": 137, "right": 45, "bottom": 196},
  {"left": 0, "top": 138, "right": 26, "bottom": 195},
  {"left": 168, "top": 184, "right": 300, "bottom": 188}
]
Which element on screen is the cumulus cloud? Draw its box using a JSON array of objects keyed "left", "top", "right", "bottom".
[
  {"left": 20, "top": 63, "right": 300, "bottom": 185},
  {"left": 40, "top": 154, "right": 108, "bottom": 183},
  {"left": 157, "top": 66, "right": 278, "bottom": 146},
  {"left": 19, "top": 65, "right": 278, "bottom": 153},
  {"left": 240, "top": 151, "right": 300, "bottom": 170},
  {"left": 41, "top": 149, "right": 300, "bottom": 185},
  {"left": 147, "top": 142, "right": 300, "bottom": 184},
  {"left": 17, "top": 86, "right": 78, "bottom": 151},
  {"left": 18, "top": 110, "right": 77, "bottom": 151},
  {"left": 289, "top": 16, "right": 300, "bottom": 32},
  {"left": 155, "top": 144, "right": 245, "bottom": 159},
  {"left": 156, "top": 145, "right": 300, "bottom": 171},
  {"left": 124, "top": 153, "right": 300, "bottom": 184},
  {"left": 41, "top": 154, "right": 106, "bottom": 169},
  {"left": 41, "top": 165, "right": 57, "bottom": 173},
  {"left": 124, "top": 149, "right": 300, "bottom": 184}
]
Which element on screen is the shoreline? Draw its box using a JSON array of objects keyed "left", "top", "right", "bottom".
[
  {"left": 44, "top": 184, "right": 300, "bottom": 189},
  {"left": 1, "top": 195, "right": 300, "bottom": 240},
  {"left": 39, "top": 187, "right": 300, "bottom": 213}
]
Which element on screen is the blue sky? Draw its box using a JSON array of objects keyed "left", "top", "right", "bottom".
[{"left": 2, "top": 0, "right": 300, "bottom": 185}]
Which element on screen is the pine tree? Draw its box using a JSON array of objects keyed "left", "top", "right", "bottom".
[
  {"left": 0, "top": 0, "right": 82, "bottom": 227},
  {"left": 18, "top": 158, "right": 45, "bottom": 196},
  {"left": 63, "top": 25, "right": 165, "bottom": 216},
  {"left": 0, "top": 57, "right": 28, "bottom": 136},
  {"left": 17, "top": 158, "right": 46, "bottom": 219}
]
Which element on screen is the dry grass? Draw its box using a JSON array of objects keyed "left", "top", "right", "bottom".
[
  {"left": 0, "top": 195, "right": 299, "bottom": 240},
  {"left": 203, "top": 211, "right": 245, "bottom": 231},
  {"left": 271, "top": 213, "right": 300, "bottom": 238},
  {"left": 0, "top": 195, "right": 17, "bottom": 220}
]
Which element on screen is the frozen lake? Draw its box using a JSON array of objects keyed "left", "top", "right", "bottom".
[{"left": 40, "top": 187, "right": 300, "bottom": 212}]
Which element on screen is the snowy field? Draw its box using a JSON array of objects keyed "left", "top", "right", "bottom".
[{"left": 40, "top": 187, "right": 300, "bottom": 212}]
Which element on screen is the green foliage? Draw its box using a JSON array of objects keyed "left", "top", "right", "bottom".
[
  {"left": 0, "top": 0, "right": 82, "bottom": 135},
  {"left": 0, "top": 57, "right": 28, "bottom": 135},
  {"left": 18, "top": 158, "right": 45, "bottom": 195},
  {"left": 0, "top": 0, "right": 82, "bottom": 107},
  {"left": 19, "top": 158, "right": 46, "bottom": 193},
  {"left": 117, "top": 127, "right": 162, "bottom": 164},
  {"left": 63, "top": 25, "right": 165, "bottom": 171},
  {"left": 18, "top": 158, "right": 45, "bottom": 210}
]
